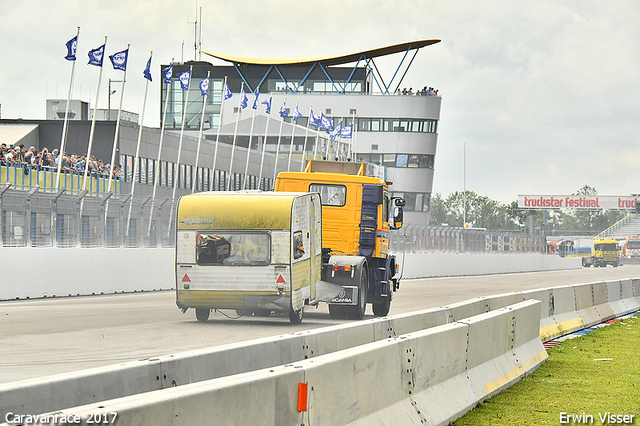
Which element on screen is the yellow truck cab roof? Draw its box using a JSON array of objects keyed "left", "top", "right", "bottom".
[{"left": 177, "top": 191, "right": 308, "bottom": 230}]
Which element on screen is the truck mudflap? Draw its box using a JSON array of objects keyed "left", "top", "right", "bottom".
[{"left": 316, "top": 280, "right": 358, "bottom": 305}]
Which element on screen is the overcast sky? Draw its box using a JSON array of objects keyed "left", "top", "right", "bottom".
[{"left": 1, "top": 0, "right": 639, "bottom": 204}]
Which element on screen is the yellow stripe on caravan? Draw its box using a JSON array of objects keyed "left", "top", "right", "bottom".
[
  {"left": 481, "top": 351, "right": 549, "bottom": 396},
  {"left": 177, "top": 192, "right": 300, "bottom": 230},
  {"left": 177, "top": 289, "right": 289, "bottom": 310},
  {"left": 539, "top": 317, "right": 585, "bottom": 341}
]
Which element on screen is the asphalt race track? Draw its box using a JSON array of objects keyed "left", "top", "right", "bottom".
[{"left": 2, "top": 264, "right": 639, "bottom": 384}]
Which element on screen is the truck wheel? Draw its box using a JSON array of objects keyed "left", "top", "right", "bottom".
[
  {"left": 195, "top": 308, "right": 210, "bottom": 322},
  {"left": 289, "top": 307, "right": 304, "bottom": 324},
  {"left": 613, "top": 262, "right": 619, "bottom": 268},
  {"left": 373, "top": 291, "right": 392, "bottom": 317},
  {"left": 348, "top": 269, "right": 368, "bottom": 320}
]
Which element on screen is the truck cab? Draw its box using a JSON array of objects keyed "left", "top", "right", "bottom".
[{"left": 276, "top": 160, "right": 404, "bottom": 318}]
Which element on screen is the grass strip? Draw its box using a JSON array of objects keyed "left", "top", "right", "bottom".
[{"left": 454, "top": 314, "right": 640, "bottom": 425}]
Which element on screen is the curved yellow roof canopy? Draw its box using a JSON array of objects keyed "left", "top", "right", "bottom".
[{"left": 200, "top": 39, "right": 441, "bottom": 66}]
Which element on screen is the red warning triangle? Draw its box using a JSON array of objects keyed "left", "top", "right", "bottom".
[
  {"left": 276, "top": 274, "right": 286, "bottom": 283},
  {"left": 182, "top": 274, "right": 191, "bottom": 282}
]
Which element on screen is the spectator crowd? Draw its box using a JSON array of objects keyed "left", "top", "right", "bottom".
[
  {"left": 396, "top": 86, "right": 439, "bottom": 96},
  {"left": 0, "top": 143, "right": 121, "bottom": 178}
]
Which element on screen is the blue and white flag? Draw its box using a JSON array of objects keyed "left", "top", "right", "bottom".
[
  {"left": 252, "top": 91, "right": 260, "bottom": 109},
  {"left": 178, "top": 70, "right": 191, "bottom": 90},
  {"left": 109, "top": 48, "right": 128, "bottom": 72},
  {"left": 321, "top": 113, "right": 333, "bottom": 132},
  {"left": 279, "top": 101, "right": 288, "bottom": 118},
  {"left": 261, "top": 96, "right": 272, "bottom": 114},
  {"left": 65, "top": 36, "right": 78, "bottom": 61},
  {"left": 143, "top": 55, "right": 152, "bottom": 81},
  {"left": 309, "top": 110, "right": 321, "bottom": 128},
  {"left": 88, "top": 44, "right": 105, "bottom": 67},
  {"left": 223, "top": 82, "right": 233, "bottom": 100},
  {"left": 162, "top": 64, "right": 173, "bottom": 84},
  {"left": 330, "top": 121, "right": 343, "bottom": 142},
  {"left": 199, "top": 77, "right": 209, "bottom": 96},
  {"left": 292, "top": 105, "right": 302, "bottom": 121},
  {"left": 341, "top": 124, "right": 353, "bottom": 139},
  {"left": 240, "top": 88, "right": 248, "bottom": 109}
]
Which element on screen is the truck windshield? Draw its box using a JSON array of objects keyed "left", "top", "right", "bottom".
[
  {"left": 627, "top": 240, "right": 640, "bottom": 249},
  {"left": 594, "top": 243, "right": 617, "bottom": 251},
  {"left": 310, "top": 184, "right": 346, "bottom": 206},
  {"left": 196, "top": 232, "right": 270, "bottom": 266}
]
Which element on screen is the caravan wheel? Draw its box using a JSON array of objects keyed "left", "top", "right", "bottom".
[{"left": 289, "top": 307, "right": 304, "bottom": 324}]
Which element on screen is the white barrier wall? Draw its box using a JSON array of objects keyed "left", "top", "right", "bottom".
[{"left": 0, "top": 247, "right": 580, "bottom": 300}]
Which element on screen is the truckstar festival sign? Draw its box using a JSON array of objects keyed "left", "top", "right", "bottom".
[{"left": 518, "top": 195, "right": 640, "bottom": 210}]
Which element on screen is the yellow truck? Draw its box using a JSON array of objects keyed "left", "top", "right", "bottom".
[
  {"left": 175, "top": 160, "right": 405, "bottom": 323},
  {"left": 581, "top": 238, "right": 620, "bottom": 268},
  {"left": 275, "top": 160, "right": 405, "bottom": 319}
]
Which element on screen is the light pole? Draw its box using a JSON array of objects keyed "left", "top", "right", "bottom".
[{"left": 108, "top": 79, "right": 122, "bottom": 120}]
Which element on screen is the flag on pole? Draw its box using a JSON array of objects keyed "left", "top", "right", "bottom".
[
  {"left": 279, "top": 101, "right": 288, "bottom": 118},
  {"left": 199, "top": 77, "right": 209, "bottom": 96},
  {"left": 143, "top": 55, "right": 153, "bottom": 81},
  {"left": 178, "top": 70, "right": 191, "bottom": 90},
  {"left": 252, "top": 91, "right": 260, "bottom": 109},
  {"left": 330, "top": 121, "right": 343, "bottom": 141},
  {"left": 321, "top": 113, "right": 333, "bottom": 132},
  {"left": 309, "top": 110, "right": 321, "bottom": 128},
  {"left": 65, "top": 36, "right": 78, "bottom": 61},
  {"left": 261, "top": 96, "right": 272, "bottom": 114},
  {"left": 223, "top": 82, "right": 233, "bottom": 100},
  {"left": 240, "top": 88, "right": 248, "bottom": 109},
  {"left": 341, "top": 124, "right": 353, "bottom": 138},
  {"left": 88, "top": 44, "right": 105, "bottom": 67},
  {"left": 162, "top": 64, "right": 173, "bottom": 84},
  {"left": 109, "top": 48, "right": 128, "bottom": 71},
  {"left": 292, "top": 105, "right": 302, "bottom": 121}
]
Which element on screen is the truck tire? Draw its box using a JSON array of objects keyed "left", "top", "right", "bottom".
[
  {"left": 347, "top": 268, "right": 367, "bottom": 320},
  {"left": 289, "top": 307, "right": 304, "bottom": 324},
  {"left": 372, "top": 291, "right": 392, "bottom": 317},
  {"left": 195, "top": 308, "right": 210, "bottom": 322}
]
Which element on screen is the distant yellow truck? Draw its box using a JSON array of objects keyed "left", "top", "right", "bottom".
[{"left": 581, "top": 238, "right": 620, "bottom": 268}]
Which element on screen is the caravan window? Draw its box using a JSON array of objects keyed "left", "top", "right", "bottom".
[
  {"left": 196, "top": 232, "right": 270, "bottom": 266},
  {"left": 310, "top": 184, "right": 346, "bottom": 207}
]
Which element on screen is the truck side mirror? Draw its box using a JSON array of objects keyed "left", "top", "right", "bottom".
[{"left": 390, "top": 197, "right": 405, "bottom": 230}]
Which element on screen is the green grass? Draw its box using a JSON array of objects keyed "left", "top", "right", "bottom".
[{"left": 454, "top": 314, "right": 640, "bottom": 426}]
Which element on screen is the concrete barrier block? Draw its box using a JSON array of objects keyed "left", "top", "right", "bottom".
[
  {"left": 387, "top": 306, "right": 451, "bottom": 336},
  {"left": 605, "top": 280, "right": 635, "bottom": 316},
  {"left": 446, "top": 297, "right": 489, "bottom": 321},
  {"left": 521, "top": 288, "right": 553, "bottom": 319},
  {"left": 482, "top": 292, "right": 527, "bottom": 312},
  {"left": 575, "top": 282, "right": 615, "bottom": 326},
  {"left": 619, "top": 279, "right": 640, "bottom": 312},
  {"left": 158, "top": 333, "right": 306, "bottom": 388},
  {"left": 0, "top": 359, "right": 163, "bottom": 423},
  {"left": 42, "top": 366, "right": 306, "bottom": 426},
  {"left": 465, "top": 301, "right": 546, "bottom": 400},
  {"left": 632, "top": 278, "right": 640, "bottom": 305},
  {"left": 303, "top": 339, "right": 407, "bottom": 426}
]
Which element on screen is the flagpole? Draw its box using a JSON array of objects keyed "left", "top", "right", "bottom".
[
  {"left": 258, "top": 98, "right": 271, "bottom": 189},
  {"left": 56, "top": 26, "right": 79, "bottom": 190},
  {"left": 210, "top": 76, "right": 228, "bottom": 191},
  {"left": 148, "top": 59, "right": 174, "bottom": 237},
  {"left": 242, "top": 87, "right": 259, "bottom": 190},
  {"left": 301, "top": 105, "right": 312, "bottom": 171},
  {"left": 83, "top": 37, "right": 109, "bottom": 192},
  {"left": 226, "top": 82, "right": 244, "bottom": 191},
  {"left": 286, "top": 102, "right": 299, "bottom": 172},
  {"left": 193, "top": 70, "right": 210, "bottom": 193},
  {"left": 351, "top": 112, "right": 357, "bottom": 161},
  {"left": 272, "top": 104, "right": 285, "bottom": 186},
  {"left": 126, "top": 51, "right": 152, "bottom": 235},
  {"left": 167, "top": 65, "right": 192, "bottom": 239},
  {"left": 107, "top": 44, "right": 128, "bottom": 193},
  {"left": 313, "top": 110, "right": 321, "bottom": 161}
]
